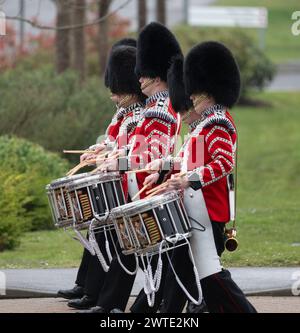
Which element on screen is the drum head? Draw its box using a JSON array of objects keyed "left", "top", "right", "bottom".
[
  {"left": 47, "top": 173, "right": 89, "bottom": 190},
  {"left": 66, "top": 172, "right": 121, "bottom": 191},
  {"left": 110, "top": 191, "right": 180, "bottom": 218}
]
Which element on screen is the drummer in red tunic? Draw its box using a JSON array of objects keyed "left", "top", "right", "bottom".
[
  {"left": 101, "top": 22, "right": 182, "bottom": 201},
  {"left": 80, "top": 38, "right": 138, "bottom": 162},
  {"left": 57, "top": 39, "right": 145, "bottom": 310},
  {"left": 144, "top": 42, "right": 257, "bottom": 313},
  {"left": 95, "top": 22, "right": 183, "bottom": 314}
]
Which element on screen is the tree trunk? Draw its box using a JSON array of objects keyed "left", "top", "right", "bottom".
[
  {"left": 71, "top": 0, "right": 86, "bottom": 81},
  {"left": 138, "top": 0, "right": 147, "bottom": 32},
  {"left": 98, "top": 0, "right": 111, "bottom": 76},
  {"left": 55, "top": 0, "right": 72, "bottom": 73},
  {"left": 156, "top": 0, "right": 166, "bottom": 25}
]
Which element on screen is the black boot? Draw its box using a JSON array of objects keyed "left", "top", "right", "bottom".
[
  {"left": 186, "top": 300, "right": 208, "bottom": 313},
  {"left": 68, "top": 295, "right": 97, "bottom": 310},
  {"left": 79, "top": 306, "right": 108, "bottom": 313},
  {"left": 57, "top": 285, "right": 84, "bottom": 300}
]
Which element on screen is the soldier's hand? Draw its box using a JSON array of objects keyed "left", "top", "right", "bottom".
[{"left": 143, "top": 173, "right": 159, "bottom": 187}]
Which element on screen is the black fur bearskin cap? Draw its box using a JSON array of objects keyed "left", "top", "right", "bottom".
[
  {"left": 135, "top": 22, "right": 182, "bottom": 82},
  {"left": 104, "top": 38, "right": 137, "bottom": 88},
  {"left": 184, "top": 41, "right": 241, "bottom": 108},
  {"left": 107, "top": 45, "right": 144, "bottom": 98},
  {"left": 167, "top": 54, "right": 193, "bottom": 113}
]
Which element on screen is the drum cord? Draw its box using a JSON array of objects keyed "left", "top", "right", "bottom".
[
  {"left": 140, "top": 242, "right": 164, "bottom": 307},
  {"left": 116, "top": 252, "right": 139, "bottom": 276},
  {"left": 107, "top": 226, "right": 139, "bottom": 276},
  {"left": 141, "top": 256, "right": 156, "bottom": 307},
  {"left": 165, "top": 236, "right": 203, "bottom": 306},
  {"left": 88, "top": 219, "right": 110, "bottom": 272},
  {"left": 104, "top": 228, "right": 113, "bottom": 263},
  {"left": 72, "top": 229, "right": 95, "bottom": 256}
]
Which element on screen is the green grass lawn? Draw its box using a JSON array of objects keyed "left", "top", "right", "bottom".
[
  {"left": 0, "top": 91, "right": 300, "bottom": 268},
  {"left": 216, "top": 0, "right": 300, "bottom": 63},
  {"left": 222, "top": 91, "right": 300, "bottom": 266},
  {"left": 0, "top": 229, "right": 82, "bottom": 269}
]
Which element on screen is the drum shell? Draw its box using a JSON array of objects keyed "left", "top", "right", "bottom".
[
  {"left": 65, "top": 172, "right": 126, "bottom": 230},
  {"left": 110, "top": 192, "right": 192, "bottom": 255},
  {"left": 46, "top": 173, "right": 89, "bottom": 228}
]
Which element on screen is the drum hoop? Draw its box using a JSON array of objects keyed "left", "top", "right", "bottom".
[
  {"left": 110, "top": 191, "right": 180, "bottom": 218},
  {"left": 122, "top": 232, "right": 192, "bottom": 256},
  {"left": 54, "top": 217, "right": 74, "bottom": 228},
  {"left": 46, "top": 173, "right": 90, "bottom": 190},
  {"left": 66, "top": 172, "right": 121, "bottom": 191}
]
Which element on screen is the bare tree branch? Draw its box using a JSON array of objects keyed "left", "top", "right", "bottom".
[{"left": 6, "top": 0, "right": 132, "bottom": 31}]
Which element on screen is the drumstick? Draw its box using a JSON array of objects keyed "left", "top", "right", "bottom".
[
  {"left": 131, "top": 184, "right": 150, "bottom": 201},
  {"left": 145, "top": 172, "right": 187, "bottom": 197},
  {"left": 90, "top": 153, "right": 122, "bottom": 175},
  {"left": 126, "top": 168, "right": 156, "bottom": 174},
  {"left": 96, "top": 151, "right": 109, "bottom": 158},
  {"left": 95, "top": 151, "right": 121, "bottom": 164},
  {"left": 146, "top": 181, "right": 168, "bottom": 195},
  {"left": 66, "top": 162, "right": 85, "bottom": 176},
  {"left": 69, "top": 161, "right": 95, "bottom": 176},
  {"left": 66, "top": 159, "right": 97, "bottom": 176},
  {"left": 145, "top": 183, "right": 169, "bottom": 198},
  {"left": 63, "top": 150, "right": 95, "bottom": 154}
]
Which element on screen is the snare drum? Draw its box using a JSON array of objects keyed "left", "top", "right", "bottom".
[
  {"left": 110, "top": 191, "right": 191, "bottom": 255},
  {"left": 66, "top": 172, "right": 125, "bottom": 230},
  {"left": 46, "top": 173, "right": 89, "bottom": 228}
]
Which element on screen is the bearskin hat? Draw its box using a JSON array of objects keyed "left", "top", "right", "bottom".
[
  {"left": 104, "top": 38, "right": 137, "bottom": 88},
  {"left": 167, "top": 55, "right": 193, "bottom": 114},
  {"left": 184, "top": 41, "right": 241, "bottom": 108},
  {"left": 107, "top": 45, "right": 143, "bottom": 97},
  {"left": 135, "top": 22, "right": 182, "bottom": 82}
]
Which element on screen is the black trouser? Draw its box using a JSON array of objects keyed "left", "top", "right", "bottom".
[
  {"left": 130, "top": 252, "right": 170, "bottom": 313},
  {"left": 129, "top": 242, "right": 185, "bottom": 313},
  {"left": 95, "top": 246, "right": 170, "bottom": 312},
  {"left": 75, "top": 247, "right": 91, "bottom": 288},
  {"left": 74, "top": 231, "right": 114, "bottom": 300},
  {"left": 96, "top": 253, "right": 137, "bottom": 312},
  {"left": 131, "top": 222, "right": 257, "bottom": 313},
  {"left": 160, "top": 222, "right": 226, "bottom": 313}
]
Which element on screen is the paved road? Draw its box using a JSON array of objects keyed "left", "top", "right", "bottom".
[
  {"left": 267, "top": 69, "right": 300, "bottom": 92},
  {"left": 1, "top": 267, "right": 299, "bottom": 299},
  {"left": 0, "top": 296, "right": 299, "bottom": 313}
]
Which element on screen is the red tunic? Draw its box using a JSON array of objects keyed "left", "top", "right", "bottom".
[
  {"left": 184, "top": 108, "right": 236, "bottom": 222},
  {"left": 105, "top": 112, "right": 123, "bottom": 140},
  {"left": 127, "top": 91, "right": 181, "bottom": 199},
  {"left": 163, "top": 106, "right": 236, "bottom": 222},
  {"left": 115, "top": 103, "right": 143, "bottom": 198}
]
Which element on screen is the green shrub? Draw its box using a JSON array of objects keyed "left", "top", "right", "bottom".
[
  {"left": 0, "top": 171, "right": 31, "bottom": 251},
  {"left": 0, "top": 136, "right": 69, "bottom": 237},
  {"left": 174, "top": 26, "right": 276, "bottom": 99},
  {"left": 0, "top": 67, "right": 114, "bottom": 159}
]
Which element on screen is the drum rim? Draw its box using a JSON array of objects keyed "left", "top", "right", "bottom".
[
  {"left": 65, "top": 171, "right": 121, "bottom": 191},
  {"left": 46, "top": 172, "right": 90, "bottom": 190},
  {"left": 110, "top": 191, "right": 180, "bottom": 218},
  {"left": 121, "top": 231, "right": 192, "bottom": 255}
]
